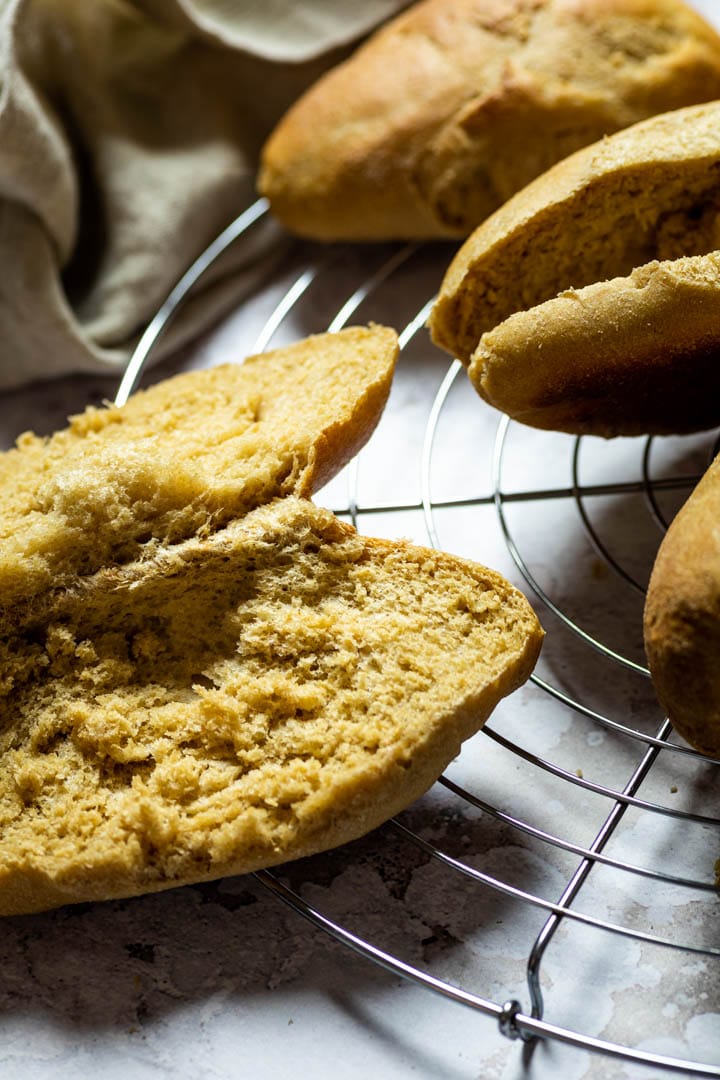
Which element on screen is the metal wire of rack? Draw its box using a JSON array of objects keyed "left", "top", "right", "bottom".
[{"left": 116, "top": 200, "right": 720, "bottom": 1078}]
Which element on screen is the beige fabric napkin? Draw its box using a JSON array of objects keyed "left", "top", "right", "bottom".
[{"left": 0, "top": 0, "right": 408, "bottom": 390}]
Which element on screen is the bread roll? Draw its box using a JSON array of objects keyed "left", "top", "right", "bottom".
[
  {"left": 0, "top": 497, "right": 542, "bottom": 916},
  {"left": 644, "top": 455, "right": 720, "bottom": 757},
  {"left": 430, "top": 100, "right": 720, "bottom": 436},
  {"left": 258, "top": 0, "right": 720, "bottom": 241},
  {"left": 0, "top": 325, "right": 398, "bottom": 622},
  {"left": 0, "top": 327, "right": 543, "bottom": 915}
]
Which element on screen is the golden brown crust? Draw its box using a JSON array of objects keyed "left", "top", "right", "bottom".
[
  {"left": 469, "top": 255, "right": 720, "bottom": 436},
  {"left": 644, "top": 456, "right": 720, "bottom": 757},
  {"left": 0, "top": 498, "right": 543, "bottom": 916},
  {"left": 430, "top": 100, "right": 720, "bottom": 362},
  {"left": 430, "top": 100, "right": 720, "bottom": 436},
  {"left": 258, "top": 0, "right": 720, "bottom": 241}
]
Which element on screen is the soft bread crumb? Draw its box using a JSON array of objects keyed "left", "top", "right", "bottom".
[
  {"left": 0, "top": 326, "right": 398, "bottom": 623},
  {"left": 0, "top": 498, "right": 543, "bottom": 916}
]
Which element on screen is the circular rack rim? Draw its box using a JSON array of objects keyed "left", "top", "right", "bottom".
[{"left": 116, "top": 199, "right": 720, "bottom": 1078}]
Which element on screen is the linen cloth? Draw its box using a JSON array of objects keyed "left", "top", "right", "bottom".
[{"left": 0, "top": 0, "right": 408, "bottom": 389}]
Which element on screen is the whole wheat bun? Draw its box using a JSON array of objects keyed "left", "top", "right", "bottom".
[
  {"left": 0, "top": 325, "right": 398, "bottom": 624},
  {"left": 644, "top": 455, "right": 720, "bottom": 758},
  {"left": 430, "top": 100, "right": 720, "bottom": 437},
  {"left": 0, "top": 497, "right": 542, "bottom": 917},
  {"left": 258, "top": 0, "right": 720, "bottom": 241},
  {"left": 0, "top": 329, "right": 543, "bottom": 916}
]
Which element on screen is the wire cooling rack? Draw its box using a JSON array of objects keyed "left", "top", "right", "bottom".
[{"left": 113, "top": 199, "right": 720, "bottom": 1077}]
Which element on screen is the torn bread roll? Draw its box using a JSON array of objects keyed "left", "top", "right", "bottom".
[
  {"left": 258, "top": 0, "right": 720, "bottom": 241},
  {"left": 0, "top": 329, "right": 543, "bottom": 916},
  {"left": 0, "top": 325, "right": 398, "bottom": 623},
  {"left": 644, "top": 454, "right": 720, "bottom": 758},
  {"left": 0, "top": 497, "right": 542, "bottom": 916},
  {"left": 430, "top": 100, "right": 720, "bottom": 436}
]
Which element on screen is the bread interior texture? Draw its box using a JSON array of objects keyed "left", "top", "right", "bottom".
[
  {"left": 0, "top": 499, "right": 541, "bottom": 915},
  {"left": 0, "top": 327, "right": 396, "bottom": 620}
]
